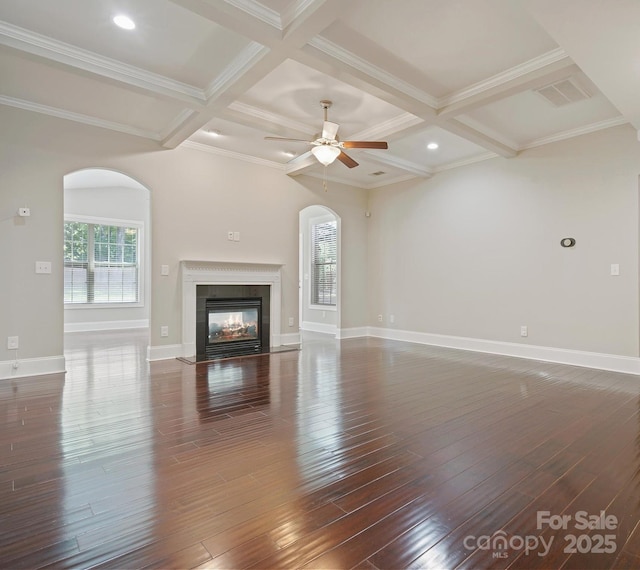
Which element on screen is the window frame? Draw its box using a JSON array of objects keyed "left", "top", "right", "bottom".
[
  {"left": 64, "top": 214, "right": 144, "bottom": 309},
  {"left": 308, "top": 214, "right": 338, "bottom": 310}
]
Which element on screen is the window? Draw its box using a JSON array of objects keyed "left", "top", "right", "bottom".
[
  {"left": 64, "top": 220, "right": 140, "bottom": 304},
  {"left": 311, "top": 219, "right": 337, "bottom": 306}
]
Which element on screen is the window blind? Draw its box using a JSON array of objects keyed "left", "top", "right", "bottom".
[
  {"left": 64, "top": 221, "right": 139, "bottom": 304},
  {"left": 311, "top": 220, "right": 337, "bottom": 306}
]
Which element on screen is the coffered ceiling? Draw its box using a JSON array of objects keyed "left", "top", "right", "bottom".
[{"left": 0, "top": 0, "right": 636, "bottom": 189}]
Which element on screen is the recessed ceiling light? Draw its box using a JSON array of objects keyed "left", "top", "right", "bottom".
[
  {"left": 427, "top": 142, "right": 439, "bottom": 150},
  {"left": 113, "top": 14, "right": 136, "bottom": 30}
]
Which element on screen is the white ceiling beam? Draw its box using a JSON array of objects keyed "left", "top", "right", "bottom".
[
  {"left": 224, "top": 102, "right": 317, "bottom": 138},
  {"left": 442, "top": 119, "right": 518, "bottom": 158},
  {"left": 0, "top": 22, "right": 206, "bottom": 108},
  {"left": 161, "top": 0, "right": 343, "bottom": 148},
  {"left": 437, "top": 51, "right": 579, "bottom": 119},
  {"left": 360, "top": 151, "right": 433, "bottom": 178},
  {"left": 284, "top": 151, "right": 319, "bottom": 176}
]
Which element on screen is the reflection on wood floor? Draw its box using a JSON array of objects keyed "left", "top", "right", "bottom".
[{"left": 1, "top": 329, "right": 640, "bottom": 568}]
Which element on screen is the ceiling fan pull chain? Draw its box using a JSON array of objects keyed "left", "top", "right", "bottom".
[{"left": 323, "top": 166, "right": 328, "bottom": 192}]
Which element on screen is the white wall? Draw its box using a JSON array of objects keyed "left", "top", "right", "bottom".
[
  {"left": 0, "top": 106, "right": 369, "bottom": 374},
  {"left": 300, "top": 206, "right": 338, "bottom": 333},
  {"left": 63, "top": 183, "right": 150, "bottom": 329},
  {"left": 367, "top": 124, "right": 639, "bottom": 358}
]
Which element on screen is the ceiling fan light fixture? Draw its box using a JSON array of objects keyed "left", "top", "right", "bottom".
[
  {"left": 311, "top": 145, "right": 340, "bottom": 166},
  {"left": 427, "top": 142, "right": 439, "bottom": 150}
]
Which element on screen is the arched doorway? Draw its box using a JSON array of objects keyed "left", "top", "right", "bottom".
[
  {"left": 299, "top": 205, "right": 341, "bottom": 339},
  {"left": 62, "top": 169, "right": 151, "bottom": 347}
]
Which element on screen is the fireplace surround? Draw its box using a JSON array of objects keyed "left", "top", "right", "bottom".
[{"left": 181, "top": 260, "right": 283, "bottom": 359}]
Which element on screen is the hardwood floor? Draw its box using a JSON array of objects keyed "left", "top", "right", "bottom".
[{"left": 1, "top": 330, "right": 640, "bottom": 569}]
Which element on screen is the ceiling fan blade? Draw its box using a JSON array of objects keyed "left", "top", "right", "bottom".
[
  {"left": 264, "top": 136, "right": 311, "bottom": 143},
  {"left": 322, "top": 121, "right": 339, "bottom": 140},
  {"left": 337, "top": 151, "right": 358, "bottom": 168},
  {"left": 342, "top": 141, "right": 388, "bottom": 149}
]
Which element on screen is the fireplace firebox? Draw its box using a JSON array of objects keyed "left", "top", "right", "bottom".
[
  {"left": 205, "top": 298, "right": 262, "bottom": 359},
  {"left": 196, "top": 284, "right": 271, "bottom": 361}
]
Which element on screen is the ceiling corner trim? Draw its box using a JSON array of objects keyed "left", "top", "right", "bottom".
[
  {"left": 280, "top": 0, "right": 319, "bottom": 30},
  {"left": 348, "top": 112, "right": 424, "bottom": 141},
  {"left": 0, "top": 95, "right": 161, "bottom": 140},
  {"left": 520, "top": 116, "right": 629, "bottom": 150},
  {"left": 361, "top": 150, "right": 433, "bottom": 178},
  {"left": 228, "top": 101, "right": 317, "bottom": 135},
  {"left": 439, "top": 48, "right": 572, "bottom": 108},
  {"left": 204, "top": 41, "right": 270, "bottom": 100},
  {"left": 0, "top": 21, "right": 206, "bottom": 104},
  {"left": 433, "top": 152, "right": 499, "bottom": 173},
  {"left": 223, "top": 0, "right": 282, "bottom": 29},
  {"left": 307, "top": 36, "right": 439, "bottom": 108},
  {"left": 181, "top": 140, "right": 285, "bottom": 170}
]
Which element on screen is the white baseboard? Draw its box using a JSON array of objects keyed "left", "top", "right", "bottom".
[
  {"left": 65, "top": 319, "right": 149, "bottom": 333},
  {"left": 337, "top": 327, "right": 369, "bottom": 339},
  {"left": 280, "top": 332, "right": 301, "bottom": 345},
  {"left": 147, "top": 344, "right": 183, "bottom": 361},
  {"left": 367, "top": 327, "right": 640, "bottom": 375},
  {"left": 0, "top": 355, "right": 66, "bottom": 380},
  {"left": 301, "top": 321, "right": 338, "bottom": 335}
]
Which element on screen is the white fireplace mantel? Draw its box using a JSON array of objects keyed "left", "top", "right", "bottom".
[{"left": 181, "top": 260, "right": 283, "bottom": 358}]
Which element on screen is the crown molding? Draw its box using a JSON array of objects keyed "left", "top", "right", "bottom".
[
  {"left": 365, "top": 173, "right": 418, "bottom": 189},
  {"left": 439, "top": 48, "right": 571, "bottom": 108},
  {"left": 228, "top": 101, "right": 317, "bottom": 135},
  {"left": 223, "top": 0, "right": 282, "bottom": 29},
  {"left": 361, "top": 150, "right": 433, "bottom": 178},
  {"left": 181, "top": 140, "right": 284, "bottom": 169},
  {"left": 347, "top": 112, "right": 424, "bottom": 141},
  {"left": 0, "top": 95, "right": 161, "bottom": 140},
  {"left": 308, "top": 36, "right": 439, "bottom": 108},
  {"left": 281, "top": 0, "right": 318, "bottom": 31},
  {"left": 520, "top": 116, "right": 629, "bottom": 150},
  {"left": 433, "top": 151, "right": 498, "bottom": 173},
  {"left": 160, "top": 109, "right": 199, "bottom": 142},
  {"left": 204, "top": 41, "right": 270, "bottom": 100},
  {"left": 304, "top": 169, "right": 418, "bottom": 190},
  {"left": 0, "top": 21, "right": 205, "bottom": 106}
]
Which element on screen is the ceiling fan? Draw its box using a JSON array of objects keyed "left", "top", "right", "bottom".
[{"left": 265, "top": 100, "right": 388, "bottom": 168}]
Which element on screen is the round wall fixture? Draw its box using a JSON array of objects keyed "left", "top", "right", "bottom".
[{"left": 560, "top": 238, "right": 576, "bottom": 248}]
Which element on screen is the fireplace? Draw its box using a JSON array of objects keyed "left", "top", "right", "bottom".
[
  {"left": 196, "top": 284, "right": 270, "bottom": 361},
  {"left": 181, "top": 260, "right": 284, "bottom": 360},
  {"left": 204, "top": 298, "right": 262, "bottom": 359}
]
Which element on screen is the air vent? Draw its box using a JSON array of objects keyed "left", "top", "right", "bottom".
[
  {"left": 369, "top": 171, "right": 386, "bottom": 176},
  {"left": 535, "top": 78, "right": 592, "bottom": 107}
]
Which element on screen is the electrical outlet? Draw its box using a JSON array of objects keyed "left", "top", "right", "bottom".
[
  {"left": 7, "top": 336, "right": 18, "bottom": 350},
  {"left": 520, "top": 325, "right": 528, "bottom": 337},
  {"left": 160, "top": 326, "right": 169, "bottom": 337},
  {"left": 377, "top": 314, "right": 383, "bottom": 322},
  {"left": 35, "top": 261, "right": 51, "bottom": 274},
  {"left": 227, "top": 231, "right": 234, "bottom": 241}
]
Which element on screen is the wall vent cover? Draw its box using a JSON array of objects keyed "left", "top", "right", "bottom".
[{"left": 535, "top": 77, "right": 592, "bottom": 107}]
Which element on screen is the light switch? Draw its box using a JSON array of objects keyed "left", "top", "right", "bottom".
[
  {"left": 161, "top": 264, "right": 169, "bottom": 276},
  {"left": 611, "top": 264, "right": 620, "bottom": 276},
  {"left": 233, "top": 231, "right": 240, "bottom": 241}
]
